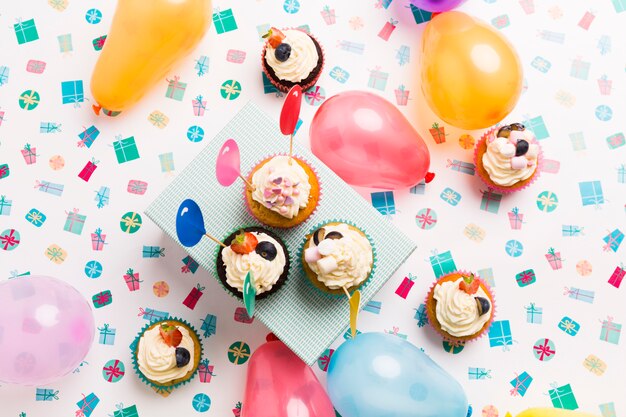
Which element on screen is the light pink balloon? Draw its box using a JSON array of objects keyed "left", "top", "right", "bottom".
[
  {"left": 216, "top": 139, "right": 241, "bottom": 186},
  {"left": 242, "top": 340, "right": 335, "bottom": 417},
  {"left": 310, "top": 91, "right": 431, "bottom": 189},
  {"left": 0, "top": 276, "right": 95, "bottom": 385}
]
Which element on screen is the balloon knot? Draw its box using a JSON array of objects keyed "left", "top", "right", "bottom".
[
  {"left": 266, "top": 333, "right": 280, "bottom": 342},
  {"left": 425, "top": 172, "right": 436, "bottom": 183},
  {"left": 92, "top": 104, "right": 102, "bottom": 116}
]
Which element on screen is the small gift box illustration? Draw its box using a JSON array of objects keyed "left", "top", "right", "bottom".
[
  {"left": 14, "top": 19, "right": 39, "bottom": 44},
  {"left": 363, "top": 300, "right": 382, "bottom": 314},
  {"left": 91, "top": 228, "right": 107, "bottom": 251},
  {"left": 192, "top": 95, "right": 207, "bottom": 116},
  {"left": 538, "top": 29, "right": 565, "bottom": 43},
  {"left": 618, "top": 164, "right": 626, "bottom": 183},
  {"left": 468, "top": 367, "right": 491, "bottom": 380},
  {"left": 613, "top": 0, "right": 626, "bottom": 12},
  {"left": 92, "top": 290, "right": 112, "bottom": 308},
  {"left": 606, "top": 132, "right": 625, "bottom": 149},
  {"left": 26, "top": 59, "right": 46, "bottom": 73},
  {"left": 516, "top": 269, "right": 536, "bottom": 287},
  {"left": 443, "top": 340, "right": 464, "bottom": 354},
  {"left": 429, "top": 250, "right": 457, "bottom": 278},
  {"left": 57, "top": 34, "right": 73, "bottom": 53},
  {"left": 378, "top": 18, "right": 398, "bottom": 41},
  {"left": 233, "top": 402, "right": 242, "bottom": 417},
  {"left": 368, "top": 67, "right": 389, "bottom": 91},
  {"left": 234, "top": 307, "right": 254, "bottom": 324},
  {"left": 344, "top": 328, "right": 362, "bottom": 339},
  {"left": 549, "top": 384, "right": 578, "bottom": 410},
  {"left": 417, "top": 208, "right": 437, "bottom": 230},
  {"left": 226, "top": 49, "right": 246, "bottom": 64},
  {"left": 127, "top": 180, "right": 148, "bottom": 195},
  {"left": 570, "top": 132, "right": 586, "bottom": 150},
  {"left": 92, "top": 35, "right": 106, "bottom": 51},
  {"left": 477, "top": 267, "right": 495, "bottom": 287},
  {"left": 598, "top": 75, "right": 612, "bottom": 95},
  {"left": 338, "top": 40, "right": 365, "bottom": 54},
  {"left": 508, "top": 208, "right": 524, "bottom": 229},
  {"left": 139, "top": 307, "right": 169, "bottom": 322},
  {"left": 608, "top": 265, "right": 624, "bottom": 288},
  {"left": 228, "top": 341, "right": 251, "bottom": 364},
  {"left": 201, "top": 313, "right": 217, "bottom": 337},
  {"left": 318, "top": 348, "right": 334, "bottom": 372},
  {"left": 181, "top": 255, "right": 199, "bottom": 273},
  {"left": 113, "top": 137, "right": 140, "bottom": 163},
  {"left": 440, "top": 188, "right": 461, "bottom": 206},
  {"left": 321, "top": 5, "right": 336, "bottom": 25},
  {"left": 531, "top": 56, "right": 551, "bottom": 73},
  {"left": 395, "top": 274, "right": 416, "bottom": 299},
  {"left": 525, "top": 303, "right": 542, "bottom": 324},
  {"left": 447, "top": 159, "right": 475, "bottom": 175},
  {"left": 36, "top": 388, "right": 59, "bottom": 401},
  {"left": 213, "top": 8, "right": 238, "bottom": 34},
  {"left": 195, "top": 55, "right": 209, "bottom": 76},
  {"left": 564, "top": 286, "right": 594, "bottom": 303},
  {"left": 519, "top": 0, "right": 535, "bottom": 13},
  {"left": 75, "top": 392, "right": 99, "bottom": 417},
  {"left": 562, "top": 225, "right": 584, "bottom": 237},
  {"left": 64, "top": 209, "right": 86, "bottom": 235},
  {"left": 524, "top": 115, "right": 549, "bottom": 139},
  {"left": 45, "top": 244, "right": 66, "bottom": 264},
  {"left": 40, "top": 122, "right": 61, "bottom": 134},
  {"left": 95, "top": 186, "right": 110, "bottom": 209},
  {"left": 558, "top": 316, "right": 580, "bottom": 336},
  {"left": 77, "top": 125, "right": 100, "bottom": 148},
  {"left": 19, "top": 90, "right": 40, "bottom": 110},
  {"left": 21, "top": 144, "right": 37, "bottom": 164},
  {"left": 414, "top": 304, "right": 428, "bottom": 327},
  {"left": 0, "top": 196, "right": 11, "bottom": 216},
  {"left": 262, "top": 72, "right": 279, "bottom": 95},
  {"left": 396, "top": 45, "right": 410, "bottom": 66},
  {"left": 113, "top": 404, "right": 138, "bottom": 417},
  {"left": 371, "top": 191, "right": 395, "bottom": 216},
  {"left": 570, "top": 57, "right": 590, "bottom": 80},
  {"left": 545, "top": 248, "right": 563, "bottom": 270},
  {"left": 409, "top": 4, "right": 432, "bottom": 24},
  {"left": 198, "top": 359, "right": 215, "bottom": 383},
  {"left": 578, "top": 180, "right": 604, "bottom": 206},
  {"left": 583, "top": 354, "right": 606, "bottom": 376},
  {"left": 464, "top": 224, "right": 485, "bottom": 242},
  {"left": 123, "top": 268, "right": 142, "bottom": 291},
  {"left": 488, "top": 320, "right": 512, "bottom": 348},
  {"left": 603, "top": 229, "right": 624, "bottom": 252},
  {"left": 0, "top": 164, "right": 10, "bottom": 180},
  {"left": 159, "top": 152, "right": 175, "bottom": 173},
  {"left": 600, "top": 316, "right": 621, "bottom": 344},
  {"left": 510, "top": 372, "right": 533, "bottom": 397},
  {"left": 78, "top": 158, "right": 98, "bottom": 182},
  {"left": 533, "top": 338, "right": 556, "bottom": 361},
  {"left": 98, "top": 323, "right": 116, "bottom": 345},
  {"left": 148, "top": 110, "right": 169, "bottom": 128},
  {"left": 480, "top": 189, "right": 503, "bottom": 214},
  {"left": 0, "top": 66, "right": 8, "bottom": 86},
  {"left": 385, "top": 326, "right": 407, "bottom": 340},
  {"left": 61, "top": 80, "right": 84, "bottom": 105},
  {"left": 183, "top": 284, "right": 205, "bottom": 310},
  {"left": 1, "top": 229, "right": 21, "bottom": 252},
  {"left": 329, "top": 66, "right": 350, "bottom": 84},
  {"left": 392, "top": 85, "right": 409, "bottom": 106},
  {"left": 491, "top": 14, "right": 510, "bottom": 29},
  {"left": 35, "top": 180, "right": 64, "bottom": 196},
  {"left": 578, "top": 11, "right": 595, "bottom": 30},
  {"left": 165, "top": 76, "right": 187, "bottom": 101},
  {"left": 410, "top": 180, "right": 425, "bottom": 195},
  {"left": 142, "top": 245, "right": 164, "bottom": 258}
]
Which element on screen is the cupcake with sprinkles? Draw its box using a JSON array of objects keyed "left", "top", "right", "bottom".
[
  {"left": 425, "top": 271, "right": 495, "bottom": 343},
  {"left": 262, "top": 27, "right": 324, "bottom": 92}
]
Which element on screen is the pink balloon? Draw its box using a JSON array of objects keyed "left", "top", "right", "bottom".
[
  {"left": 242, "top": 340, "right": 335, "bottom": 417},
  {"left": 216, "top": 139, "right": 241, "bottom": 186},
  {"left": 310, "top": 91, "right": 431, "bottom": 189},
  {"left": 0, "top": 276, "right": 95, "bottom": 385}
]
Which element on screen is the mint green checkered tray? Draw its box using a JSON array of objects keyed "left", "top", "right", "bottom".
[{"left": 145, "top": 102, "right": 416, "bottom": 365}]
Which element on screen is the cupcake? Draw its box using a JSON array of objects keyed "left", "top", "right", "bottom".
[
  {"left": 425, "top": 272, "right": 495, "bottom": 343},
  {"left": 245, "top": 155, "right": 320, "bottom": 228},
  {"left": 301, "top": 222, "right": 375, "bottom": 296},
  {"left": 216, "top": 227, "right": 290, "bottom": 299},
  {"left": 475, "top": 123, "right": 542, "bottom": 193},
  {"left": 262, "top": 27, "right": 324, "bottom": 93},
  {"left": 132, "top": 319, "right": 202, "bottom": 394}
]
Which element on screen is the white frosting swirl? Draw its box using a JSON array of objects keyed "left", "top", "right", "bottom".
[
  {"left": 222, "top": 232, "right": 286, "bottom": 295},
  {"left": 482, "top": 130, "right": 539, "bottom": 186},
  {"left": 433, "top": 278, "right": 491, "bottom": 337},
  {"left": 307, "top": 223, "right": 373, "bottom": 290},
  {"left": 137, "top": 325, "right": 195, "bottom": 383},
  {"left": 251, "top": 156, "right": 312, "bottom": 219},
  {"left": 265, "top": 29, "right": 318, "bottom": 82}
]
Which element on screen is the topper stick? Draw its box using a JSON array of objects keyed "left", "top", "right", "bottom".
[
  {"left": 204, "top": 233, "right": 227, "bottom": 248},
  {"left": 239, "top": 173, "right": 255, "bottom": 190}
]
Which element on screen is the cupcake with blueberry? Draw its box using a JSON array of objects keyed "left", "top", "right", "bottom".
[
  {"left": 132, "top": 319, "right": 202, "bottom": 394},
  {"left": 262, "top": 27, "right": 324, "bottom": 93},
  {"left": 475, "top": 123, "right": 542, "bottom": 193},
  {"left": 301, "top": 222, "right": 375, "bottom": 296},
  {"left": 216, "top": 227, "right": 290, "bottom": 299},
  {"left": 245, "top": 155, "right": 320, "bottom": 228},
  {"left": 425, "top": 272, "right": 495, "bottom": 343}
]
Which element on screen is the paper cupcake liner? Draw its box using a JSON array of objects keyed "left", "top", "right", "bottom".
[
  {"left": 243, "top": 153, "right": 322, "bottom": 229},
  {"left": 261, "top": 28, "right": 325, "bottom": 93},
  {"left": 130, "top": 317, "right": 204, "bottom": 394},
  {"left": 297, "top": 219, "right": 378, "bottom": 299},
  {"left": 213, "top": 225, "right": 291, "bottom": 301},
  {"left": 424, "top": 271, "right": 496, "bottom": 344},
  {"left": 474, "top": 127, "right": 544, "bottom": 194}
]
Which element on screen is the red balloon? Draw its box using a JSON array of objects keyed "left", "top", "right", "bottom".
[
  {"left": 280, "top": 85, "right": 303, "bottom": 136},
  {"left": 242, "top": 340, "right": 335, "bottom": 417},
  {"left": 309, "top": 91, "right": 430, "bottom": 189}
]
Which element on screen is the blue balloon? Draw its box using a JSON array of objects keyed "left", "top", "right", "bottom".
[
  {"left": 175, "top": 199, "right": 206, "bottom": 247},
  {"left": 328, "top": 332, "right": 468, "bottom": 417}
]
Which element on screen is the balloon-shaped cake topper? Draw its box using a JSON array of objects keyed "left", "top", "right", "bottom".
[
  {"left": 175, "top": 199, "right": 226, "bottom": 248},
  {"left": 216, "top": 139, "right": 255, "bottom": 190},
  {"left": 243, "top": 271, "right": 256, "bottom": 318},
  {"left": 280, "top": 85, "right": 303, "bottom": 163}
]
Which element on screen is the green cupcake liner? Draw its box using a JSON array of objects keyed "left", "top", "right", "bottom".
[
  {"left": 297, "top": 219, "right": 378, "bottom": 299},
  {"left": 130, "top": 317, "right": 204, "bottom": 394}
]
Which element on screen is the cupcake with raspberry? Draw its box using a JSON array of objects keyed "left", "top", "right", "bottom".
[
  {"left": 425, "top": 272, "right": 495, "bottom": 343},
  {"left": 131, "top": 319, "right": 202, "bottom": 395},
  {"left": 245, "top": 155, "right": 320, "bottom": 228},
  {"left": 262, "top": 27, "right": 324, "bottom": 93},
  {"left": 215, "top": 227, "right": 290, "bottom": 299},
  {"left": 475, "top": 123, "right": 542, "bottom": 193}
]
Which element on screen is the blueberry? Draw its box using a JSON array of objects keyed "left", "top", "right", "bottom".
[
  {"left": 175, "top": 347, "right": 190, "bottom": 368},
  {"left": 325, "top": 231, "right": 343, "bottom": 240},
  {"left": 256, "top": 241, "right": 277, "bottom": 261},
  {"left": 275, "top": 43, "right": 292, "bottom": 62},
  {"left": 515, "top": 139, "right": 529, "bottom": 157},
  {"left": 475, "top": 297, "right": 491, "bottom": 316},
  {"left": 313, "top": 228, "right": 326, "bottom": 246}
]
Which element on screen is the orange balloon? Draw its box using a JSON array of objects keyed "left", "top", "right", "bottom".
[
  {"left": 91, "top": 0, "right": 211, "bottom": 114},
  {"left": 420, "top": 11, "right": 523, "bottom": 130}
]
